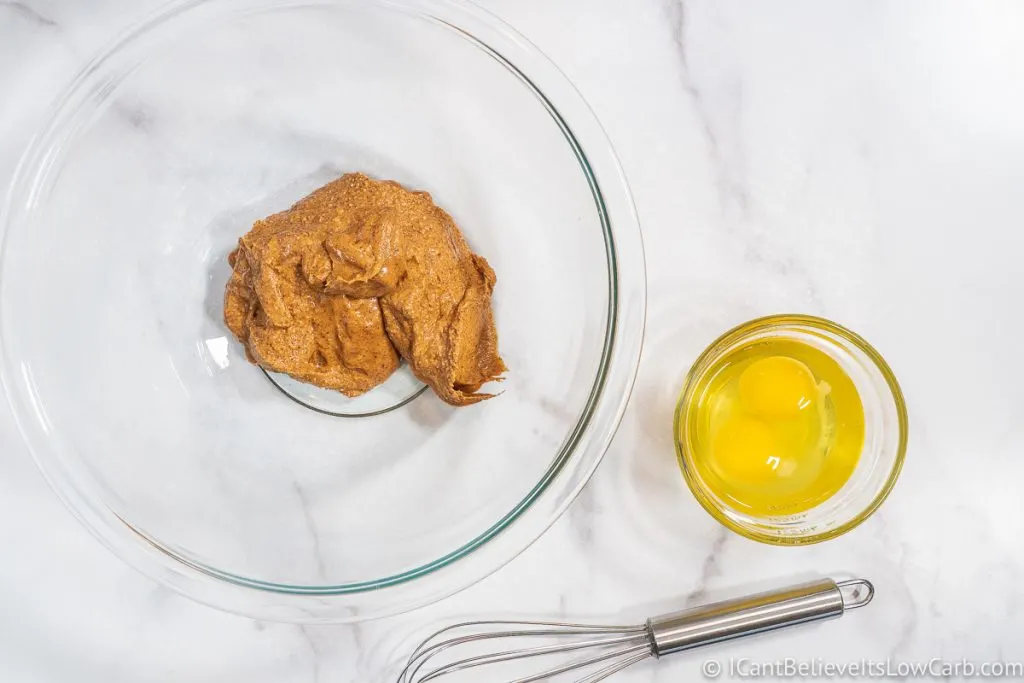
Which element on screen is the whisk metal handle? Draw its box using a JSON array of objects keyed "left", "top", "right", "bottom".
[{"left": 646, "top": 577, "right": 873, "bottom": 657}]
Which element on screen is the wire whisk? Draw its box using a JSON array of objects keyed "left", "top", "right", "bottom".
[{"left": 397, "top": 577, "right": 874, "bottom": 683}]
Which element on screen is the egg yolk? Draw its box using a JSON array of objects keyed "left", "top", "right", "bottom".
[
  {"left": 710, "top": 414, "right": 824, "bottom": 496},
  {"left": 738, "top": 356, "right": 818, "bottom": 418},
  {"left": 710, "top": 416, "right": 783, "bottom": 487}
]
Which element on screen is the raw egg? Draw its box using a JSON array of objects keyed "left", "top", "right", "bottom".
[{"left": 684, "top": 339, "right": 864, "bottom": 515}]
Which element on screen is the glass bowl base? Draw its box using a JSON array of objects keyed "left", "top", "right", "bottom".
[{"left": 264, "top": 366, "right": 428, "bottom": 418}]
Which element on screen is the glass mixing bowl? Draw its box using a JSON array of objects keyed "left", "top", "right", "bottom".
[
  {"left": 0, "top": 0, "right": 645, "bottom": 621},
  {"left": 675, "top": 315, "right": 907, "bottom": 545}
]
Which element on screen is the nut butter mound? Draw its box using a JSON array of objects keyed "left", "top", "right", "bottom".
[
  {"left": 224, "top": 172, "right": 505, "bottom": 406},
  {"left": 224, "top": 208, "right": 399, "bottom": 397}
]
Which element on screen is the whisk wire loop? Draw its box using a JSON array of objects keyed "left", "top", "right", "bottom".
[{"left": 397, "top": 620, "right": 651, "bottom": 683}]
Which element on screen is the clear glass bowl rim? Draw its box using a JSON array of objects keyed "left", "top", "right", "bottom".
[{"left": 0, "top": 0, "right": 647, "bottom": 621}]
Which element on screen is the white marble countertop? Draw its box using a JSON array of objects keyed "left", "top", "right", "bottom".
[{"left": 2, "top": 1, "right": 1024, "bottom": 681}]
